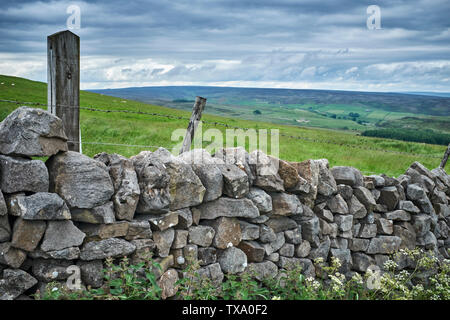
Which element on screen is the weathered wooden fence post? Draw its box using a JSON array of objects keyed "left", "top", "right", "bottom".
[
  {"left": 440, "top": 143, "right": 450, "bottom": 169},
  {"left": 47, "top": 30, "right": 81, "bottom": 152},
  {"left": 179, "top": 96, "right": 207, "bottom": 154}
]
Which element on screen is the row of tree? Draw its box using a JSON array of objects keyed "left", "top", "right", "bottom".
[{"left": 362, "top": 128, "right": 450, "bottom": 146}]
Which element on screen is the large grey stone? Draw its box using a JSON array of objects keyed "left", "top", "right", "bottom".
[
  {"left": 71, "top": 201, "right": 115, "bottom": 224},
  {"left": 148, "top": 211, "right": 179, "bottom": 231},
  {"left": 0, "top": 106, "right": 67, "bottom": 157},
  {"left": 412, "top": 214, "right": 431, "bottom": 237},
  {"left": 179, "top": 149, "right": 223, "bottom": 202},
  {"left": 358, "top": 224, "right": 377, "bottom": 238},
  {"left": 192, "top": 197, "right": 259, "bottom": 220},
  {"left": 197, "top": 247, "right": 217, "bottom": 266},
  {"left": 11, "top": 218, "right": 46, "bottom": 252},
  {"left": 270, "top": 232, "right": 286, "bottom": 252},
  {"left": 331, "top": 166, "right": 364, "bottom": 187},
  {"left": 238, "top": 240, "right": 265, "bottom": 262},
  {"left": 265, "top": 217, "right": 297, "bottom": 233},
  {"left": 393, "top": 222, "right": 417, "bottom": 250},
  {"left": 352, "top": 252, "right": 375, "bottom": 272},
  {"left": 158, "top": 268, "right": 179, "bottom": 299},
  {"left": 78, "top": 221, "right": 129, "bottom": 241},
  {"left": 77, "top": 260, "right": 104, "bottom": 288},
  {"left": 299, "top": 216, "right": 320, "bottom": 243},
  {"left": 80, "top": 238, "right": 136, "bottom": 261},
  {"left": 278, "top": 159, "right": 301, "bottom": 190},
  {"left": 308, "top": 236, "right": 331, "bottom": 261},
  {"left": 131, "top": 151, "right": 171, "bottom": 214},
  {"left": 94, "top": 153, "right": 140, "bottom": 221},
  {"left": 239, "top": 221, "right": 260, "bottom": 240},
  {"left": 367, "top": 236, "right": 402, "bottom": 254},
  {"left": 40, "top": 220, "right": 85, "bottom": 252},
  {"left": 176, "top": 208, "right": 193, "bottom": 229},
  {"left": 0, "top": 269, "right": 37, "bottom": 300},
  {"left": 46, "top": 151, "right": 114, "bottom": 209},
  {"left": 189, "top": 262, "right": 224, "bottom": 287},
  {"left": 202, "top": 217, "right": 241, "bottom": 249},
  {"left": 284, "top": 227, "right": 302, "bottom": 245},
  {"left": 383, "top": 210, "right": 411, "bottom": 221},
  {"left": 152, "top": 148, "right": 205, "bottom": 210},
  {"left": 349, "top": 238, "right": 370, "bottom": 252},
  {"left": 30, "top": 258, "right": 72, "bottom": 282},
  {"left": 218, "top": 247, "right": 248, "bottom": 274},
  {"left": 247, "top": 261, "right": 278, "bottom": 281},
  {"left": 398, "top": 200, "right": 420, "bottom": 214},
  {"left": 259, "top": 225, "right": 276, "bottom": 243},
  {"left": 379, "top": 186, "right": 400, "bottom": 211},
  {"left": 0, "top": 155, "right": 49, "bottom": 193},
  {"left": 406, "top": 184, "right": 426, "bottom": 201},
  {"left": 188, "top": 225, "right": 215, "bottom": 247},
  {"left": 348, "top": 195, "right": 367, "bottom": 219},
  {"left": 7, "top": 192, "right": 71, "bottom": 220},
  {"left": 0, "top": 242, "right": 26, "bottom": 268},
  {"left": 335, "top": 215, "right": 353, "bottom": 232},
  {"left": 249, "top": 150, "right": 284, "bottom": 192},
  {"left": 270, "top": 193, "right": 303, "bottom": 216},
  {"left": 218, "top": 163, "right": 249, "bottom": 199},
  {"left": 353, "top": 186, "right": 377, "bottom": 211},
  {"left": 327, "top": 194, "right": 349, "bottom": 214},
  {"left": 153, "top": 228, "right": 175, "bottom": 257},
  {"left": 376, "top": 217, "right": 393, "bottom": 235},
  {"left": 125, "top": 220, "right": 152, "bottom": 240},
  {"left": 245, "top": 187, "right": 272, "bottom": 213},
  {"left": 295, "top": 240, "right": 311, "bottom": 258},
  {"left": 213, "top": 147, "right": 255, "bottom": 186}
]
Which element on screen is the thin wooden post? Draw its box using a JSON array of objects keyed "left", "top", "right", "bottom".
[
  {"left": 47, "top": 30, "right": 81, "bottom": 152},
  {"left": 440, "top": 143, "right": 450, "bottom": 169},
  {"left": 179, "top": 96, "right": 207, "bottom": 154}
]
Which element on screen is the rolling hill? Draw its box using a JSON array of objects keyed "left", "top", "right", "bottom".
[
  {"left": 0, "top": 74, "right": 446, "bottom": 176},
  {"left": 90, "top": 86, "right": 450, "bottom": 134}
]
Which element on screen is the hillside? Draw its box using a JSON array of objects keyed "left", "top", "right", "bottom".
[
  {"left": 90, "top": 86, "right": 450, "bottom": 134},
  {"left": 0, "top": 74, "right": 446, "bottom": 176}
]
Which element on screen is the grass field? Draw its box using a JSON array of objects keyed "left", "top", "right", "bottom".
[{"left": 0, "top": 74, "right": 446, "bottom": 177}]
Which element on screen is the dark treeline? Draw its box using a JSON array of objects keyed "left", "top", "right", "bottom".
[{"left": 362, "top": 129, "right": 450, "bottom": 146}]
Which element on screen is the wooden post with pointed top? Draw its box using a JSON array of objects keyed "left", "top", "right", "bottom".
[
  {"left": 179, "top": 96, "right": 207, "bottom": 155},
  {"left": 440, "top": 143, "right": 450, "bottom": 169},
  {"left": 47, "top": 30, "right": 81, "bottom": 152}
]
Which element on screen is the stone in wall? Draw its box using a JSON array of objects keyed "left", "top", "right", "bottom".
[
  {"left": 0, "top": 156, "right": 49, "bottom": 194},
  {"left": 152, "top": 148, "right": 205, "bottom": 210},
  {"left": 192, "top": 197, "right": 259, "bottom": 220},
  {"left": 94, "top": 152, "right": 140, "bottom": 221},
  {"left": 46, "top": 151, "right": 114, "bottom": 210},
  {"left": 179, "top": 149, "right": 223, "bottom": 202},
  {"left": 0, "top": 106, "right": 67, "bottom": 158}
]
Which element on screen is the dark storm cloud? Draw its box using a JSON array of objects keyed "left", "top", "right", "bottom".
[{"left": 0, "top": 0, "right": 449, "bottom": 91}]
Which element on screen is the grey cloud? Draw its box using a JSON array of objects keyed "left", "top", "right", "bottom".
[{"left": 0, "top": 0, "right": 448, "bottom": 91}]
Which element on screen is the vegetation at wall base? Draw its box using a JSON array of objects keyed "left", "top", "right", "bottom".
[{"left": 35, "top": 248, "right": 449, "bottom": 301}]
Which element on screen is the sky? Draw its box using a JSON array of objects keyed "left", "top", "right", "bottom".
[{"left": 0, "top": 0, "right": 449, "bottom": 92}]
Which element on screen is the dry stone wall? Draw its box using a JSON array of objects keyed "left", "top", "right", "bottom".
[{"left": 0, "top": 106, "right": 449, "bottom": 300}]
